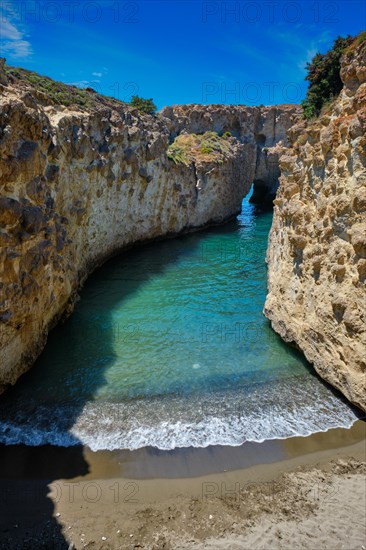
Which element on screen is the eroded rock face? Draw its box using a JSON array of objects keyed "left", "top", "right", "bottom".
[
  {"left": 264, "top": 40, "right": 366, "bottom": 411},
  {"left": 0, "top": 58, "right": 8, "bottom": 87},
  {"left": 0, "top": 70, "right": 299, "bottom": 390},
  {"left": 164, "top": 103, "right": 301, "bottom": 206}
]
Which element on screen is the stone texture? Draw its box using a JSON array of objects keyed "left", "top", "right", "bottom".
[
  {"left": 264, "top": 40, "right": 366, "bottom": 412},
  {"left": 164, "top": 103, "right": 301, "bottom": 206},
  {"left": 0, "top": 70, "right": 299, "bottom": 391},
  {"left": 0, "top": 58, "right": 8, "bottom": 87}
]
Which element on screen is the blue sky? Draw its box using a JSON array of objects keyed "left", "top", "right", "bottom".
[{"left": 0, "top": 0, "right": 364, "bottom": 109}]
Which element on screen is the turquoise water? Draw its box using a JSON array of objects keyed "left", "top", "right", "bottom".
[{"left": 0, "top": 191, "right": 360, "bottom": 450}]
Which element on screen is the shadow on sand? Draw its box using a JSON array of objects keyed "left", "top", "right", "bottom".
[
  {"left": 0, "top": 217, "right": 252, "bottom": 548},
  {"left": 0, "top": 204, "right": 357, "bottom": 547}
]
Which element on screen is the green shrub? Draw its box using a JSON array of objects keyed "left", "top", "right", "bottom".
[
  {"left": 301, "top": 35, "right": 354, "bottom": 119},
  {"left": 223, "top": 131, "right": 232, "bottom": 138},
  {"left": 130, "top": 95, "right": 157, "bottom": 115},
  {"left": 167, "top": 145, "right": 190, "bottom": 165}
]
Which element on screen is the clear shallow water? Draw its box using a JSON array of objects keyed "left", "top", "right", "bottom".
[{"left": 0, "top": 191, "right": 361, "bottom": 450}]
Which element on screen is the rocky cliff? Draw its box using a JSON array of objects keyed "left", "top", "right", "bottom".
[
  {"left": 164, "top": 103, "right": 299, "bottom": 206},
  {"left": 0, "top": 61, "right": 299, "bottom": 391},
  {"left": 264, "top": 38, "right": 366, "bottom": 411}
]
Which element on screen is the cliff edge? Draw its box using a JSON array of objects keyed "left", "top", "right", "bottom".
[
  {"left": 264, "top": 37, "right": 366, "bottom": 411},
  {"left": 0, "top": 61, "right": 299, "bottom": 391}
]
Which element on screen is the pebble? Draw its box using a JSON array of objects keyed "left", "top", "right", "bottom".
[{"left": 102, "top": 536, "right": 107, "bottom": 541}]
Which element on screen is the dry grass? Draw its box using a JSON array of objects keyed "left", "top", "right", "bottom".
[
  {"left": 5, "top": 66, "right": 126, "bottom": 111},
  {"left": 167, "top": 131, "right": 233, "bottom": 165},
  {"left": 344, "top": 31, "right": 366, "bottom": 57}
]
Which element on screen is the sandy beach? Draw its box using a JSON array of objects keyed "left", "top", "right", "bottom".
[
  {"left": 0, "top": 9, "right": 365, "bottom": 550},
  {"left": 0, "top": 420, "right": 364, "bottom": 549}
]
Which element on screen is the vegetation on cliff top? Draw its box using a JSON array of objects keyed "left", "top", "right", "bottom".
[
  {"left": 130, "top": 95, "right": 157, "bottom": 115},
  {"left": 344, "top": 31, "right": 366, "bottom": 55},
  {"left": 167, "top": 131, "right": 233, "bottom": 165},
  {"left": 4, "top": 64, "right": 157, "bottom": 115},
  {"left": 5, "top": 66, "right": 126, "bottom": 110},
  {"left": 301, "top": 34, "right": 359, "bottom": 119}
]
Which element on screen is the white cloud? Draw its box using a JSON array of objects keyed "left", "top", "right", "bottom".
[
  {"left": 92, "top": 72, "right": 103, "bottom": 77},
  {"left": 1, "top": 20, "right": 23, "bottom": 40},
  {"left": 297, "top": 48, "right": 317, "bottom": 71},
  {"left": 296, "top": 32, "right": 332, "bottom": 73},
  {"left": 67, "top": 80, "right": 91, "bottom": 88},
  {"left": 0, "top": 7, "right": 32, "bottom": 59},
  {"left": 1, "top": 39, "right": 32, "bottom": 59},
  {"left": 267, "top": 28, "right": 334, "bottom": 76}
]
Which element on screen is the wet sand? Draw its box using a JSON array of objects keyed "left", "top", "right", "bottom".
[{"left": 0, "top": 420, "right": 365, "bottom": 549}]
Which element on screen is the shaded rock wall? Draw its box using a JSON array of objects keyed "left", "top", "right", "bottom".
[{"left": 0, "top": 68, "right": 299, "bottom": 390}]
